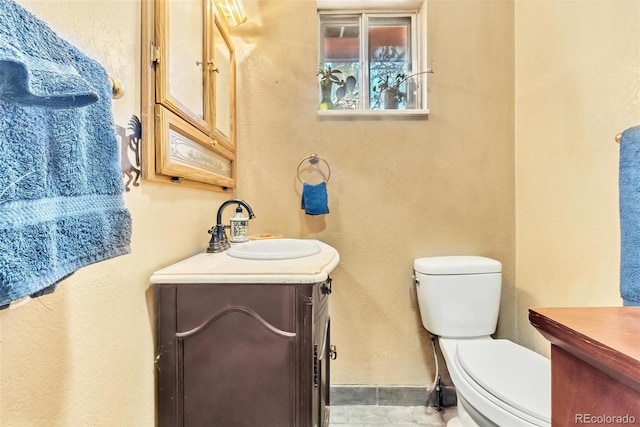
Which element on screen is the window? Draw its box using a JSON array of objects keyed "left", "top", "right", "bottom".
[{"left": 318, "top": 9, "right": 428, "bottom": 114}]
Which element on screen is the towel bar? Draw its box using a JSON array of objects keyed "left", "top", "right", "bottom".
[
  {"left": 109, "top": 77, "right": 125, "bottom": 99},
  {"left": 616, "top": 133, "right": 622, "bottom": 143}
]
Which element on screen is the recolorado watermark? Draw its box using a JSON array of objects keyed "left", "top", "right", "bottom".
[{"left": 576, "top": 413, "right": 637, "bottom": 424}]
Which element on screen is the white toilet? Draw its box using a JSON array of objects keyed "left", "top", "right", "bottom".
[{"left": 414, "top": 256, "right": 551, "bottom": 427}]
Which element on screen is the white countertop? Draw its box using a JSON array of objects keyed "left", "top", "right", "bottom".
[{"left": 150, "top": 239, "right": 340, "bottom": 284}]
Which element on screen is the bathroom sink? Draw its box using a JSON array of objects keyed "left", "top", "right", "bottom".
[{"left": 227, "top": 239, "right": 321, "bottom": 260}]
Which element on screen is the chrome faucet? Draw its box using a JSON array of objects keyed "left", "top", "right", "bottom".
[{"left": 207, "top": 199, "right": 256, "bottom": 253}]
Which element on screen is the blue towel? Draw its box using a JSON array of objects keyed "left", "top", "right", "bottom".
[
  {"left": 301, "top": 182, "right": 329, "bottom": 215},
  {"left": 0, "top": 0, "right": 131, "bottom": 308},
  {"left": 619, "top": 125, "right": 640, "bottom": 306},
  {"left": 0, "top": 0, "right": 98, "bottom": 108}
]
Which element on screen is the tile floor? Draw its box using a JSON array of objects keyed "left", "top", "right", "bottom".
[{"left": 329, "top": 405, "right": 457, "bottom": 426}]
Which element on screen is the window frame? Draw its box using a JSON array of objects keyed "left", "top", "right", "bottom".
[{"left": 317, "top": 8, "right": 429, "bottom": 116}]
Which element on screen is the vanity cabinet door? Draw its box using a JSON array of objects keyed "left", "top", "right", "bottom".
[
  {"left": 156, "top": 282, "right": 324, "bottom": 427},
  {"left": 313, "top": 283, "right": 331, "bottom": 427}
]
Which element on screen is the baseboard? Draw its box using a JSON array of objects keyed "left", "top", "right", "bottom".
[{"left": 330, "top": 385, "right": 431, "bottom": 406}]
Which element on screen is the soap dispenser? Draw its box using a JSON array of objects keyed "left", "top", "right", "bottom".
[{"left": 229, "top": 206, "right": 249, "bottom": 243}]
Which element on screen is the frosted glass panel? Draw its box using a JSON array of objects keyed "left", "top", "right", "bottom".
[
  {"left": 214, "top": 21, "right": 231, "bottom": 139},
  {"left": 168, "top": 0, "right": 204, "bottom": 119},
  {"left": 168, "top": 128, "right": 232, "bottom": 179}
]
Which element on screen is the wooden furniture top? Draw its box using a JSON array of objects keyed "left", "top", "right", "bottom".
[{"left": 529, "top": 307, "right": 640, "bottom": 393}]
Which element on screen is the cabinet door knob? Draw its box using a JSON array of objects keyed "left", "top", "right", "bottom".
[{"left": 208, "top": 60, "right": 220, "bottom": 73}]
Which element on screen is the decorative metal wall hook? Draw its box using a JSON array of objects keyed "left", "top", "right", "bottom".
[{"left": 116, "top": 115, "right": 142, "bottom": 191}]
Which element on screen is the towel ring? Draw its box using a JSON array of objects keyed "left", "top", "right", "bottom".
[{"left": 297, "top": 153, "right": 331, "bottom": 184}]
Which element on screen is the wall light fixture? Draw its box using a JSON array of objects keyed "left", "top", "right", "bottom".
[{"left": 213, "top": 0, "right": 247, "bottom": 27}]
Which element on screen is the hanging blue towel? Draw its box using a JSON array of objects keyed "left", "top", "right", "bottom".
[
  {"left": 0, "top": 0, "right": 99, "bottom": 108},
  {"left": 619, "top": 125, "right": 640, "bottom": 306},
  {"left": 0, "top": 0, "right": 131, "bottom": 308},
  {"left": 301, "top": 182, "right": 329, "bottom": 215}
]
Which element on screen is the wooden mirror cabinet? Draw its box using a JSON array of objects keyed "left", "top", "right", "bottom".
[{"left": 142, "top": 0, "right": 236, "bottom": 191}]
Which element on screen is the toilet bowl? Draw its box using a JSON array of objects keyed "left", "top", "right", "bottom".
[
  {"left": 440, "top": 338, "right": 550, "bottom": 426},
  {"left": 414, "top": 256, "right": 550, "bottom": 427}
]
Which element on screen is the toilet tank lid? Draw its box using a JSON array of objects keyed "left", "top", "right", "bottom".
[{"left": 414, "top": 256, "right": 502, "bottom": 275}]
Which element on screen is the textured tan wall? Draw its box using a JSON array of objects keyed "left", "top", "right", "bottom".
[
  {"left": 515, "top": 0, "right": 640, "bottom": 355},
  {"left": 1, "top": 0, "right": 583, "bottom": 423},
  {"left": 233, "top": 0, "right": 515, "bottom": 385},
  {"left": 3, "top": 0, "right": 638, "bottom": 421},
  {"left": 0, "top": 1, "right": 230, "bottom": 425}
]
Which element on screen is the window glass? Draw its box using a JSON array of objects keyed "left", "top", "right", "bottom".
[
  {"left": 319, "top": 16, "right": 361, "bottom": 110},
  {"left": 368, "top": 17, "right": 412, "bottom": 110},
  {"left": 318, "top": 12, "right": 423, "bottom": 112}
]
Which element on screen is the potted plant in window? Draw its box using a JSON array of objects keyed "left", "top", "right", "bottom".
[
  {"left": 372, "top": 70, "right": 433, "bottom": 110},
  {"left": 317, "top": 66, "right": 342, "bottom": 110},
  {"left": 373, "top": 74, "right": 406, "bottom": 109}
]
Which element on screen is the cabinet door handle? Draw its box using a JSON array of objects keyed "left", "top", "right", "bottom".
[
  {"left": 329, "top": 345, "right": 337, "bottom": 360},
  {"left": 321, "top": 278, "right": 332, "bottom": 295},
  {"left": 313, "top": 344, "right": 319, "bottom": 387}
]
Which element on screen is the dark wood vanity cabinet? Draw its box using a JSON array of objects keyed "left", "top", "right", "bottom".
[{"left": 156, "top": 279, "right": 333, "bottom": 427}]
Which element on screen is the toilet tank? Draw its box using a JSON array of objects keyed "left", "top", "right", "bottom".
[{"left": 414, "top": 256, "right": 502, "bottom": 338}]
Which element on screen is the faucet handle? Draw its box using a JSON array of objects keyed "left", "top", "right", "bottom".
[{"left": 206, "top": 224, "right": 230, "bottom": 253}]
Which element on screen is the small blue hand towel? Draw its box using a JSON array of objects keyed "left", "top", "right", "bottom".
[
  {"left": 0, "top": 0, "right": 131, "bottom": 308},
  {"left": 619, "top": 125, "right": 640, "bottom": 306},
  {"left": 301, "top": 182, "right": 329, "bottom": 215},
  {"left": 0, "top": 0, "right": 98, "bottom": 108}
]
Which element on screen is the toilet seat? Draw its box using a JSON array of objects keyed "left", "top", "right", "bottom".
[{"left": 455, "top": 339, "right": 551, "bottom": 424}]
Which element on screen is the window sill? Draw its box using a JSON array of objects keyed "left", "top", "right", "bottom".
[{"left": 317, "top": 109, "right": 429, "bottom": 118}]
